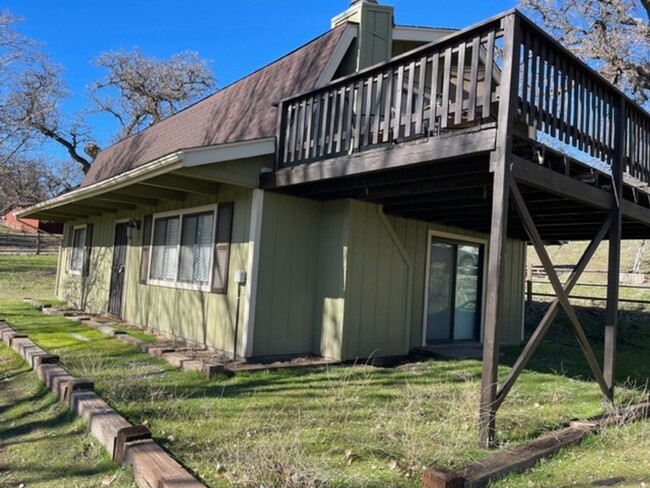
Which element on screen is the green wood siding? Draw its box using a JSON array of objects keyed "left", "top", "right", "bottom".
[
  {"left": 58, "top": 215, "right": 114, "bottom": 313},
  {"left": 502, "top": 238, "right": 526, "bottom": 344},
  {"left": 358, "top": 6, "right": 394, "bottom": 69},
  {"left": 57, "top": 187, "right": 525, "bottom": 361},
  {"left": 343, "top": 201, "right": 410, "bottom": 359},
  {"left": 315, "top": 201, "right": 349, "bottom": 360},
  {"left": 252, "top": 192, "right": 321, "bottom": 357},
  {"left": 331, "top": 2, "right": 394, "bottom": 72},
  {"left": 385, "top": 213, "right": 526, "bottom": 347},
  {"left": 251, "top": 197, "right": 525, "bottom": 361},
  {"left": 123, "top": 187, "right": 251, "bottom": 352},
  {"left": 58, "top": 185, "right": 252, "bottom": 354}
]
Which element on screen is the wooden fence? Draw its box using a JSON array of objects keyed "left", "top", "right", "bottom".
[
  {"left": 526, "top": 278, "right": 650, "bottom": 306},
  {"left": 0, "top": 231, "right": 61, "bottom": 255}
]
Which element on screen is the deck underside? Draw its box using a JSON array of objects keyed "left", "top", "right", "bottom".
[{"left": 262, "top": 129, "right": 650, "bottom": 241}]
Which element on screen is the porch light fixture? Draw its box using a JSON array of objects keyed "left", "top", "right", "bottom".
[{"left": 126, "top": 217, "right": 141, "bottom": 240}]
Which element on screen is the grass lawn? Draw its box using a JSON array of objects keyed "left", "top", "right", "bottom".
[
  {"left": 1, "top": 254, "right": 649, "bottom": 487},
  {"left": 0, "top": 255, "right": 135, "bottom": 487}
]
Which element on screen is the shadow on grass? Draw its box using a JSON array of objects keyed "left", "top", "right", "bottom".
[
  {"left": 0, "top": 383, "right": 54, "bottom": 421},
  {"left": 0, "top": 461, "right": 114, "bottom": 485},
  {"left": 0, "top": 408, "right": 77, "bottom": 442}
]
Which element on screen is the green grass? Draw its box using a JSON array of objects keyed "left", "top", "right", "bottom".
[
  {"left": 0, "top": 344, "right": 135, "bottom": 487},
  {"left": 1, "top": 254, "right": 650, "bottom": 486},
  {"left": 0, "top": 254, "right": 135, "bottom": 487},
  {"left": 0, "top": 254, "right": 59, "bottom": 301}
]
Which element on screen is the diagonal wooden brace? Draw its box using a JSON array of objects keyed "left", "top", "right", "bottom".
[
  {"left": 509, "top": 180, "right": 611, "bottom": 400},
  {"left": 495, "top": 214, "right": 612, "bottom": 409}
]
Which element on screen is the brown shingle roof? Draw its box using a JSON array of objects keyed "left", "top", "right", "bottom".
[{"left": 81, "top": 24, "right": 348, "bottom": 187}]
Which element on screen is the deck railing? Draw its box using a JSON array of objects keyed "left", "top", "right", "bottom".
[
  {"left": 516, "top": 15, "right": 650, "bottom": 186},
  {"left": 275, "top": 15, "right": 506, "bottom": 167},
  {"left": 276, "top": 11, "right": 650, "bottom": 186},
  {"left": 625, "top": 103, "right": 650, "bottom": 184}
]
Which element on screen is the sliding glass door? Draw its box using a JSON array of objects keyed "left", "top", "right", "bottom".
[{"left": 425, "top": 237, "right": 483, "bottom": 343}]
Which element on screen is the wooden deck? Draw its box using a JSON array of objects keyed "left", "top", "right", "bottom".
[
  {"left": 263, "top": 9, "right": 650, "bottom": 447},
  {"left": 263, "top": 11, "right": 650, "bottom": 241}
]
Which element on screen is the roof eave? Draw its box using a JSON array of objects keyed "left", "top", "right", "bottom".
[{"left": 17, "top": 138, "right": 275, "bottom": 220}]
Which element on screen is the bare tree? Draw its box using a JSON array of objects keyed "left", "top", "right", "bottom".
[
  {"left": 91, "top": 49, "right": 215, "bottom": 138},
  {"left": 1, "top": 60, "right": 93, "bottom": 172},
  {"left": 520, "top": 0, "right": 650, "bottom": 103},
  {"left": 0, "top": 10, "right": 216, "bottom": 177},
  {"left": 0, "top": 155, "right": 79, "bottom": 210},
  {"left": 0, "top": 11, "right": 39, "bottom": 163},
  {"left": 0, "top": 11, "right": 35, "bottom": 84}
]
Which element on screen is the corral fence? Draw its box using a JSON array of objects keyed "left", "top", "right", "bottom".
[
  {"left": 0, "top": 230, "right": 61, "bottom": 255},
  {"left": 526, "top": 265, "right": 650, "bottom": 306}
]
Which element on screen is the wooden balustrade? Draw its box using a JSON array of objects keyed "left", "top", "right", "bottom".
[
  {"left": 625, "top": 103, "right": 650, "bottom": 184},
  {"left": 276, "top": 15, "right": 506, "bottom": 167},
  {"left": 275, "top": 11, "right": 650, "bottom": 187},
  {"left": 517, "top": 17, "right": 620, "bottom": 166}
]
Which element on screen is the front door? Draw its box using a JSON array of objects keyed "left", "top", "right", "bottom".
[
  {"left": 425, "top": 237, "right": 483, "bottom": 343},
  {"left": 108, "top": 222, "right": 128, "bottom": 317}
]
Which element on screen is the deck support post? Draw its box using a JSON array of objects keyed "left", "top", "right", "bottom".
[
  {"left": 604, "top": 96, "right": 625, "bottom": 400},
  {"left": 478, "top": 13, "right": 521, "bottom": 448},
  {"left": 479, "top": 154, "right": 510, "bottom": 448}
]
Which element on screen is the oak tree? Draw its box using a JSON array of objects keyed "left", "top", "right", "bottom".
[
  {"left": 520, "top": 0, "right": 650, "bottom": 103},
  {"left": 0, "top": 10, "right": 215, "bottom": 179}
]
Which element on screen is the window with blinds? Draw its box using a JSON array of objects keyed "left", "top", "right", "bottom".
[
  {"left": 179, "top": 212, "right": 213, "bottom": 285},
  {"left": 68, "top": 226, "right": 87, "bottom": 274},
  {"left": 150, "top": 216, "right": 180, "bottom": 281},
  {"left": 146, "top": 203, "right": 232, "bottom": 292}
]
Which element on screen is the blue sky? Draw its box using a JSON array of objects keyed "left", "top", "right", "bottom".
[{"left": 1, "top": 0, "right": 517, "bottom": 148}]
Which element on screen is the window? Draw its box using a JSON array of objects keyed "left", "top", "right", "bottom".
[
  {"left": 146, "top": 204, "right": 232, "bottom": 292},
  {"left": 150, "top": 216, "right": 181, "bottom": 281},
  {"left": 178, "top": 212, "right": 213, "bottom": 284},
  {"left": 68, "top": 226, "right": 87, "bottom": 274},
  {"left": 424, "top": 236, "right": 484, "bottom": 344}
]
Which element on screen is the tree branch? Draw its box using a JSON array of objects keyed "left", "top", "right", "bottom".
[{"left": 34, "top": 124, "right": 91, "bottom": 173}]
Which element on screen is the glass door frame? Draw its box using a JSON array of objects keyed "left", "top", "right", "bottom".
[{"left": 421, "top": 230, "right": 487, "bottom": 346}]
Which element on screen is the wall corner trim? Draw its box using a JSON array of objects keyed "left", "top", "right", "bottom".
[{"left": 242, "top": 189, "right": 265, "bottom": 358}]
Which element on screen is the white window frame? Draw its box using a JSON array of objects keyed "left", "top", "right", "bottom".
[
  {"left": 147, "top": 204, "right": 218, "bottom": 292},
  {"left": 421, "top": 229, "right": 488, "bottom": 347},
  {"left": 67, "top": 224, "right": 87, "bottom": 275}
]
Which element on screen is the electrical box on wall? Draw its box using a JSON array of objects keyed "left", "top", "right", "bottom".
[{"left": 234, "top": 270, "right": 247, "bottom": 285}]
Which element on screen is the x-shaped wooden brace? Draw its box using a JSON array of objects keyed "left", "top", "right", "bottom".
[{"left": 493, "top": 179, "right": 613, "bottom": 411}]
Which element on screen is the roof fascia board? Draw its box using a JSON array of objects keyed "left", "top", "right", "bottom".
[
  {"left": 314, "top": 24, "right": 358, "bottom": 88},
  {"left": 175, "top": 167, "right": 259, "bottom": 189},
  {"left": 17, "top": 152, "right": 183, "bottom": 218},
  {"left": 18, "top": 138, "right": 276, "bottom": 218},
  {"left": 393, "top": 26, "right": 458, "bottom": 43},
  {"left": 181, "top": 138, "right": 275, "bottom": 168}
]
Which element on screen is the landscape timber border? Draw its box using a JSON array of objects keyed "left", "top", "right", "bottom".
[
  {"left": 0, "top": 318, "right": 206, "bottom": 488},
  {"left": 422, "top": 403, "right": 650, "bottom": 487},
  {"left": 24, "top": 298, "right": 339, "bottom": 376}
]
